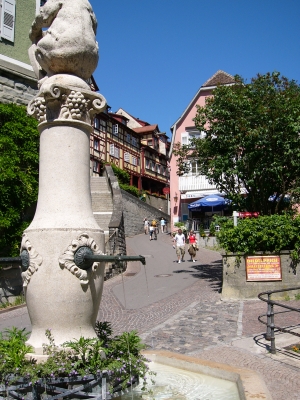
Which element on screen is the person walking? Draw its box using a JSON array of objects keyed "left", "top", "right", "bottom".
[
  {"left": 187, "top": 230, "right": 198, "bottom": 262},
  {"left": 149, "top": 224, "right": 154, "bottom": 240},
  {"left": 173, "top": 228, "right": 185, "bottom": 263},
  {"left": 160, "top": 217, "right": 166, "bottom": 233},
  {"left": 151, "top": 219, "right": 158, "bottom": 239},
  {"left": 143, "top": 218, "right": 149, "bottom": 235}
]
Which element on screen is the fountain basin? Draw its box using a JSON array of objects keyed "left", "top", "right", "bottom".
[{"left": 123, "top": 350, "right": 271, "bottom": 400}]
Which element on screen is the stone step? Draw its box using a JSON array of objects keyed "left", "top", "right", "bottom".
[
  {"left": 90, "top": 177, "right": 108, "bottom": 192},
  {"left": 91, "top": 193, "right": 113, "bottom": 212}
]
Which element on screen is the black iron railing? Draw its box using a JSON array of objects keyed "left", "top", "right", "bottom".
[
  {"left": 258, "top": 286, "right": 300, "bottom": 354},
  {"left": 0, "top": 372, "right": 139, "bottom": 400}
]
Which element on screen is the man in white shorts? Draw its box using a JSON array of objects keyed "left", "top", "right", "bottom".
[{"left": 173, "top": 228, "right": 185, "bottom": 263}]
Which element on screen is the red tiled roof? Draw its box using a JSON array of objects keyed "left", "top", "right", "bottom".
[
  {"left": 132, "top": 124, "right": 159, "bottom": 134},
  {"left": 117, "top": 109, "right": 150, "bottom": 126},
  {"left": 202, "top": 70, "right": 235, "bottom": 87}
]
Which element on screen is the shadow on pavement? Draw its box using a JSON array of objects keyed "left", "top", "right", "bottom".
[{"left": 173, "top": 260, "right": 223, "bottom": 293}]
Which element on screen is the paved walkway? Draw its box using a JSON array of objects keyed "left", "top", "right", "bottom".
[{"left": 0, "top": 232, "right": 300, "bottom": 399}]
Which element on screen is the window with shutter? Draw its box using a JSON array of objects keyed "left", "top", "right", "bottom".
[
  {"left": 132, "top": 156, "right": 137, "bottom": 166},
  {"left": 181, "top": 133, "right": 188, "bottom": 145},
  {"left": 114, "top": 147, "right": 119, "bottom": 159},
  {"left": 0, "top": 0, "right": 15, "bottom": 42},
  {"left": 109, "top": 144, "right": 115, "bottom": 156},
  {"left": 124, "top": 152, "right": 130, "bottom": 162},
  {"left": 113, "top": 124, "right": 118, "bottom": 136}
]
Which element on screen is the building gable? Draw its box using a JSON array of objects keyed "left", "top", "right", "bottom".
[{"left": 202, "top": 70, "right": 235, "bottom": 87}]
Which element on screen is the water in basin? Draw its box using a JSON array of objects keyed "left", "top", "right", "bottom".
[{"left": 120, "top": 361, "right": 241, "bottom": 399}]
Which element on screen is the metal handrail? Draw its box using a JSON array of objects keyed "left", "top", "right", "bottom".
[{"left": 258, "top": 286, "right": 300, "bottom": 354}]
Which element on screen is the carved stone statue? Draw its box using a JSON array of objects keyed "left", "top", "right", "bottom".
[{"left": 29, "top": 0, "right": 99, "bottom": 82}]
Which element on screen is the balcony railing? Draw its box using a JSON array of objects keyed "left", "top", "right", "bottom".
[{"left": 179, "top": 175, "right": 217, "bottom": 192}]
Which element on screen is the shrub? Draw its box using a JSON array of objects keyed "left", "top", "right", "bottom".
[
  {"left": 110, "top": 163, "right": 130, "bottom": 185},
  {"left": 120, "top": 183, "right": 139, "bottom": 198},
  {"left": 217, "top": 214, "right": 300, "bottom": 256},
  {"left": 199, "top": 224, "right": 206, "bottom": 237}
]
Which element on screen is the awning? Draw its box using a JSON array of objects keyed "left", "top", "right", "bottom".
[
  {"left": 181, "top": 190, "right": 223, "bottom": 199},
  {"left": 188, "top": 195, "right": 231, "bottom": 212}
]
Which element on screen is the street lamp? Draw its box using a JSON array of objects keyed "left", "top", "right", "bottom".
[{"left": 173, "top": 192, "right": 178, "bottom": 204}]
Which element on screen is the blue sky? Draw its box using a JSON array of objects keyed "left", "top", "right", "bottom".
[{"left": 90, "top": 0, "right": 300, "bottom": 138}]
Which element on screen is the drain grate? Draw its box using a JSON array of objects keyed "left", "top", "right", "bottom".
[{"left": 154, "top": 274, "right": 173, "bottom": 278}]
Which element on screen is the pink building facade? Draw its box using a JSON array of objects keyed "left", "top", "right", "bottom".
[{"left": 169, "top": 70, "right": 235, "bottom": 230}]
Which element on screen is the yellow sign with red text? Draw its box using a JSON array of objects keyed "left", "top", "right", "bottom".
[{"left": 246, "top": 256, "right": 282, "bottom": 281}]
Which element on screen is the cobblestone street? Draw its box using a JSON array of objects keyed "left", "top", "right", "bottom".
[{"left": 0, "top": 233, "right": 299, "bottom": 399}]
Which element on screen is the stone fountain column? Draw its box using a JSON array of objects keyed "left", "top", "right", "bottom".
[
  {"left": 23, "top": 0, "right": 107, "bottom": 352},
  {"left": 24, "top": 75, "right": 106, "bottom": 352}
]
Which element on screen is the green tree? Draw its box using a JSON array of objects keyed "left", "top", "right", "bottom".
[
  {"left": 0, "top": 104, "right": 39, "bottom": 257},
  {"left": 174, "top": 72, "right": 300, "bottom": 215}
]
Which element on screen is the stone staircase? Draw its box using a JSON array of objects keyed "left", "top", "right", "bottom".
[{"left": 90, "top": 176, "right": 113, "bottom": 241}]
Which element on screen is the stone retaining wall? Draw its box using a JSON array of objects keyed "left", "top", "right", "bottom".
[
  {"left": 121, "top": 190, "right": 169, "bottom": 237},
  {"left": 0, "top": 266, "right": 23, "bottom": 304},
  {"left": 222, "top": 251, "right": 300, "bottom": 300},
  {"left": 0, "top": 71, "right": 37, "bottom": 106}
]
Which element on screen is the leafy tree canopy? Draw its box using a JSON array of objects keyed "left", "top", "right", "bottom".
[
  {"left": 173, "top": 72, "right": 300, "bottom": 215},
  {"left": 0, "top": 103, "right": 39, "bottom": 257}
]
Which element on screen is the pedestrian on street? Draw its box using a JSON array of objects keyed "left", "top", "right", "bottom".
[
  {"left": 151, "top": 219, "right": 158, "bottom": 238},
  {"left": 173, "top": 228, "right": 185, "bottom": 263},
  {"left": 143, "top": 218, "right": 149, "bottom": 235},
  {"left": 149, "top": 224, "right": 155, "bottom": 240},
  {"left": 187, "top": 230, "right": 198, "bottom": 262},
  {"left": 160, "top": 217, "right": 166, "bottom": 233}
]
